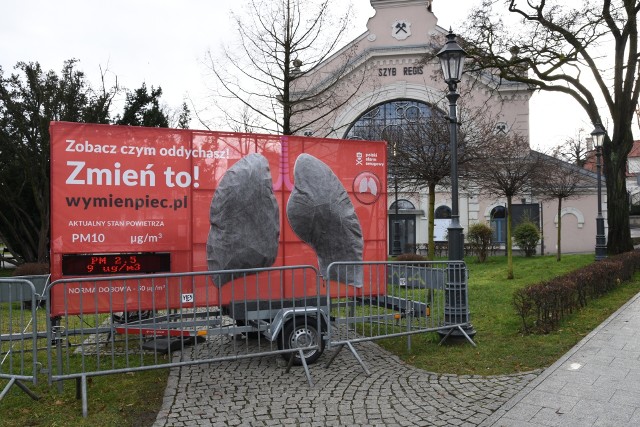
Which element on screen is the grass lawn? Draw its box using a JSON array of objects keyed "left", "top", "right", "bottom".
[
  {"left": 379, "top": 254, "right": 640, "bottom": 375},
  {"left": 1, "top": 267, "right": 170, "bottom": 426},
  {"left": 2, "top": 253, "right": 640, "bottom": 425},
  {"left": 0, "top": 369, "right": 168, "bottom": 427}
]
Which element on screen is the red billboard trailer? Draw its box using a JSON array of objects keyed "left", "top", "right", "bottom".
[{"left": 49, "top": 122, "right": 387, "bottom": 316}]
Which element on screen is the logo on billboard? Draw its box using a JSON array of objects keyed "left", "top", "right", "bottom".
[{"left": 353, "top": 172, "right": 381, "bottom": 205}]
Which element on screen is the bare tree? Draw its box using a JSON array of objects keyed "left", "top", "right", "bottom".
[
  {"left": 469, "top": 132, "right": 541, "bottom": 279},
  {"left": 553, "top": 128, "right": 590, "bottom": 167},
  {"left": 532, "top": 152, "right": 591, "bottom": 261},
  {"left": 380, "top": 105, "right": 497, "bottom": 259},
  {"left": 205, "top": 0, "right": 363, "bottom": 135},
  {"left": 461, "top": 0, "right": 638, "bottom": 254},
  {"left": 165, "top": 101, "right": 192, "bottom": 129}
]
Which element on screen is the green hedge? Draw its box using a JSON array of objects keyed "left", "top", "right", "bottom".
[{"left": 513, "top": 251, "right": 640, "bottom": 334}]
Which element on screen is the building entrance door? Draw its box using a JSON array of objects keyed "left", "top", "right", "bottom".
[{"left": 389, "top": 215, "right": 415, "bottom": 255}]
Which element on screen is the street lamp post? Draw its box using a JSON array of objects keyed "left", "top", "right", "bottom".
[
  {"left": 393, "top": 157, "right": 401, "bottom": 255},
  {"left": 591, "top": 123, "right": 607, "bottom": 261},
  {"left": 437, "top": 30, "right": 475, "bottom": 338}
]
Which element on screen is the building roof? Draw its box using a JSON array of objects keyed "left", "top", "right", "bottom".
[{"left": 532, "top": 149, "right": 600, "bottom": 183}]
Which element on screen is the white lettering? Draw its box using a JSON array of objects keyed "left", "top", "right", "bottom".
[
  {"left": 66, "top": 161, "right": 86, "bottom": 184},
  {"left": 158, "top": 145, "right": 230, "bottom": 159},
  {"left": 65, "top": 162, "right": 156, "bottom": 186},
  {"left": 120, "top": 146, "right": 157, "bottom": 157},
  {"left": 65, "top": 139, "right": 116, "bottom": 154}
]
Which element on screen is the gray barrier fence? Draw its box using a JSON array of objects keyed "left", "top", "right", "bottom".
[
  {"left": 323, "top": 260, "right": 475, "bottom": 374},
  {"left": 45, "top": 266, "right": 322, "bottom": 416},
  {"left": 1, "top": 261, "right": 475, "bottom": 417},
  {"left": 0, "top": 278, "right": 43, "bottom": 401}
]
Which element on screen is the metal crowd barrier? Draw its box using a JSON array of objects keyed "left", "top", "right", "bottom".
[
  {"left": 323, "top": 261, "right": 475, "bottom": 373},
  {"left": 45, "top": 266, "right": 321, "bottom": 417},
  {"left": 0, "top": 278, "right": 42, "bottom": 402},
  {"left": 2, "top": 261, "right": 476, "bottom": 417}
]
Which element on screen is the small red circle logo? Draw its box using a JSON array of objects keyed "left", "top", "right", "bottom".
[{"left": 353, "top": 172, "right": 382, "bottom": 205}]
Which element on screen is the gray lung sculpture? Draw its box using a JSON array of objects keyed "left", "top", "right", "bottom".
[
  {"left": 206, "top": 153, "right": 279, "bottom": 286},
  {"left": 286, "top": 153, "right": 364, "bottom": 286}
]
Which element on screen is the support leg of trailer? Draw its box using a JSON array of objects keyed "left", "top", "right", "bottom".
[
  {"left": 55, "top": 328, "right": 63, "bottom": 394},
  {"left": 455, "top": 325, "right": 477, "bottom": 347},
  {"left": 0, "top": 378, "right": 16, "bottom": 401},
  {"left": 81, "top": 375, "right": 88, "bottom": 418},
  {"left": 323, "top": 344, "right": 344, "bottom": 369},
  {"left": 284, "top": 350, "right": 314, "bottom": 387},
  {"left": 15, "top": 378, "right": 40, "bottom": 400},
  {"left": 345, "top": 342, "right": 370, "bottom": 376},
  {"left": 406, "top": 315, "right": 412, "bottom": 352},
  {"left": 0, "top": 378, "right": 40, "bottom": 401},
  {"left": 285, "top": 352, "right": 295, "bottom": 372},
  {"left": 299, "top": 350, "right": 314, "bottom": 387},
  {"left": 438, "top": 327, "right": 454, "bottom": 345},
  {"left": 438, "top": 325, "right": 477, "bottom": 347}
]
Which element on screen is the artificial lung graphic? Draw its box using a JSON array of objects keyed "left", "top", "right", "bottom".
[
  {"left": 206, "top": 153, "right": 280, "bottom": 286},
  {"left": 359, "top": 177, "right": 369, "bottom": 193},
  {"left": 286, "top": 153, "right": 364, "bottom": 286},
  {"left": 358, "top": 176, "right": 378, "bottom": 196},
  {"left": 368, "top": 177, "right": 378, "bottom": 195}
]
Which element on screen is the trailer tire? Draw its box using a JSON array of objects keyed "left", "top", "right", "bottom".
[
  {"left": 278, "top": 317, "right": 324, "bottom": 365},
  {"left": 112, "top": 310, "right": 152, "bottom": 324}
]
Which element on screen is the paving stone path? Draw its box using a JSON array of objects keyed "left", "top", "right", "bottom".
[
  {"left": 153, "top": 338, "right": 540, "bottom": 426},
  {"left": 483, "top": 291, "right": 640, "bottom": 426}
]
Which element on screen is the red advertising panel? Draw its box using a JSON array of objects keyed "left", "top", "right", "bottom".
[{"left": 50, "top": 122, "right": 387, "bottom": 315}]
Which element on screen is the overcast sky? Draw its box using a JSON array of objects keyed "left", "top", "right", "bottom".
[{"left": 1, "top": 0, "right": 608, "bottom": 151}]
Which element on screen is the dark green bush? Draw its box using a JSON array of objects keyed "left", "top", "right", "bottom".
[
  {"left": 12, "top": 262, "right": 49, "bottom": 276},
  {"left": 513, "top": 251, "right": 640, "bottom": 334},
  {"left": 393, "top": 253, "right": 427, "bottom": 269},
  {"left": 467, "top": 222, "right": 493, "bottom": 263},
  {"left": 395, "top": 253, "right": 426, "bottom": 262},
  {"left": 513, "top": 221, "right": 540, "bottom": 257}
]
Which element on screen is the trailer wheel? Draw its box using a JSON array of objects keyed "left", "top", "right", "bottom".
[
  {"left": 112, "top": 310, "right": 152, "bottom": 324},
  {"left": 278, "top": 317, "right": 324, "bottom": 365}
]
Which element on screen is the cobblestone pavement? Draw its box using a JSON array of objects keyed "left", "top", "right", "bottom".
[{"left": 153, "top": 338, "right": 540, "bottom": 427}]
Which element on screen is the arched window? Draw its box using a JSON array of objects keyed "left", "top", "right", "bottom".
[
  {"left": 390, "top": 199, "right": 415, "bottom": 211},
  {"left": 432, "top": 205, "right": 452, "bottom": 242},
  {"left": 490, "top": 206, "right": 507, "bottom": 243},
  {"left": 491, "top": 206, "right": 507, "bottom": 219},
  {"left": 344, "top": 99, "right": 438, "bottom": 140},
  {"left": 435, "top": 205, "right": 452, "bottom": 219}
]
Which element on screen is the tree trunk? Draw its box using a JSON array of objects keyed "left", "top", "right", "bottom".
[
  {"left": 507, "top": 196, "right": 513, "bottom": 279},
  {"left": 282, "top": 0, "right": 292, "bottom": 135},
  {"left": 427, "top": 182, "right": 436, "bottom": 260},
  {"left": 37, "top": 209, "right": 49, "bottom": 263},
  {"left": 603, "top": 132, "right": 634, "bottom": 254},
  {"left": 556, "top": 198, "right": 562, "bottom": 262}
]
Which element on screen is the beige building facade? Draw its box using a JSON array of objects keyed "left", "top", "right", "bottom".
[{"left": 292, "top": 0, "right": 605, "bottom": 256}]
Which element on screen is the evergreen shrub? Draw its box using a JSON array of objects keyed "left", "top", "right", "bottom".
[
  {"left": 467, "top": 222, "right": 493, "bottom": 262},
  {"left": 513, "top": 221, "right": 540, "bottom": 257}
]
